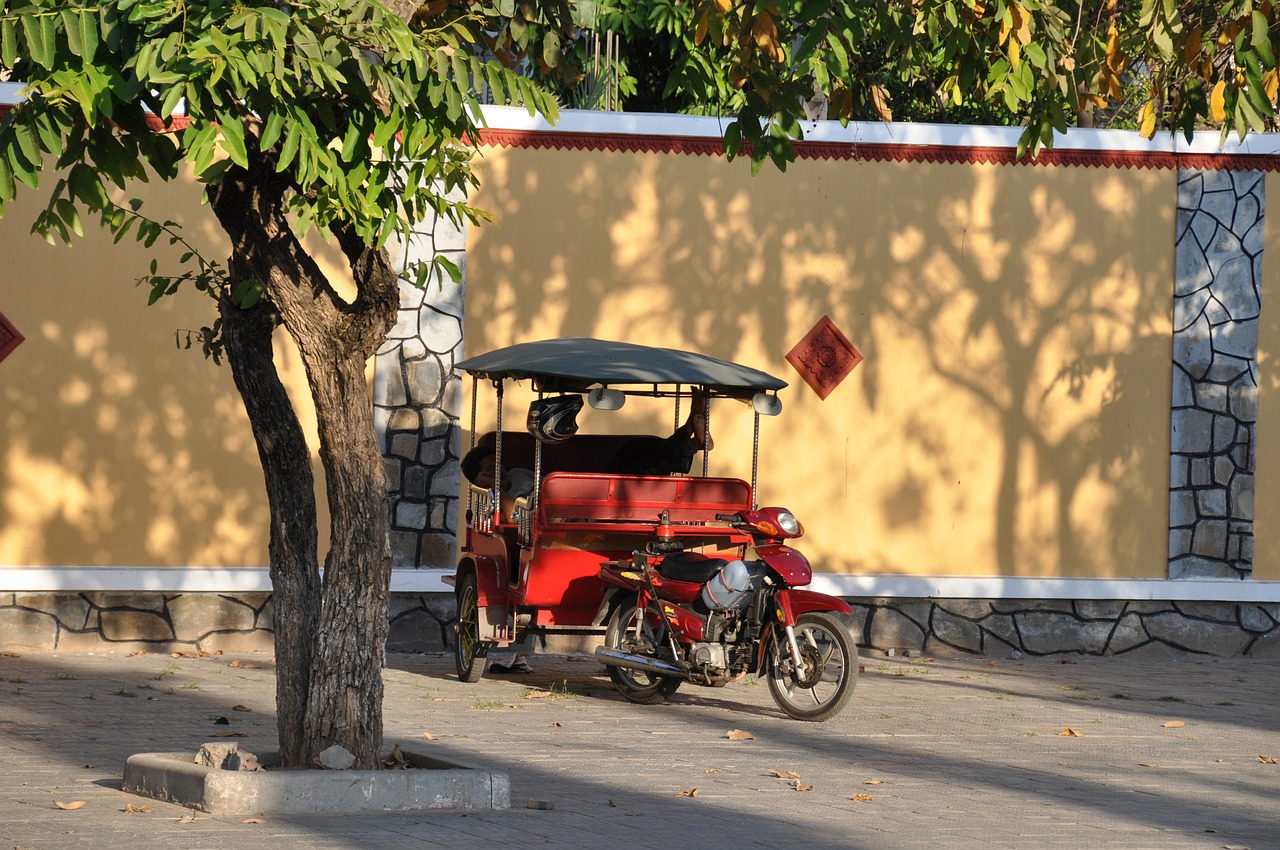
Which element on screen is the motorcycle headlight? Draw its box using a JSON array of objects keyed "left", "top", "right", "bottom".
[{"left": 777, "top": 511, "right": 801, "bottom": 536}]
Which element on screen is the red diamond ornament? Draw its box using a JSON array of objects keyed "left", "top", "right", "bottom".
[
  {"left": 0, "top": 311, "right": 24, "bottom": 364},
  {"left": 785, "top": 316, "right": 862, "bottom": 400}
]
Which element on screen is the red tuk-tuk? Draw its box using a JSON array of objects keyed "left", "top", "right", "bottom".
[{"left": 448, "top": 338, "right": 857, "bottom": 721}]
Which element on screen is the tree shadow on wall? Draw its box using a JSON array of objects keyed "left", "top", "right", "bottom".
[
  {"left": 0, "top": 192, "right": 276, "bottom": 569},
  {"left": 466, "top": 147, "right": 1173, "bottom": 577}
]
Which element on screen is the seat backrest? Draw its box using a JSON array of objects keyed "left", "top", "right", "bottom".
[
  {"left": 472, "top": 431, "right": 641, "bottom": 475},
  {"left": 537, "top": 472, "right": 752, "bottom": 525}
]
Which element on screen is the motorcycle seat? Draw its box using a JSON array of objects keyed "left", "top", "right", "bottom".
[{"left": 658, "top": 552, "right": 727, "bottom": 583}]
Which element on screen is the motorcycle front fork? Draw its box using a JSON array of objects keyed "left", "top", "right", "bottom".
[{"left": 783, "top": 624, "right": 804, "bottom": 668}]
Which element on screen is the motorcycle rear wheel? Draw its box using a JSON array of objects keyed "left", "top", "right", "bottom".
[
  {"left": 604, "top": 600, "right": 684, "bottom": 705},
  {"left": 767, "top": 612, "right": 857, "bottom": 721}
]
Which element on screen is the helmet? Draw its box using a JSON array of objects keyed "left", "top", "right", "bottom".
[{"left": 527, "top": 395, "right": 583, "bottom": 444}]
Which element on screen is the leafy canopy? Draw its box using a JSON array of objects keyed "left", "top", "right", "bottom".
[{"left": 587, "top": 1, "right": 1280, "bottom": 170}]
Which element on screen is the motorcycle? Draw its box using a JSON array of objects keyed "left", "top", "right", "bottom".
[{"left": 596, "top": 507, "right": 857, "bottom": 721}]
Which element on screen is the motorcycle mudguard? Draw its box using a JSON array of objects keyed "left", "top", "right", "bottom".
[
  {"left": 756, "top": 544, "right": 812, "bottom": 586},
  {"left": 458, "top": 557, "right": 511, "bottom": 642},
  {"left": 773, "top": 588, "right": 854, "bottom": 625},
  {"left": 754, "top": 590, "right": 856, "bottom": 671},
  {"left": 464, "top": 556, "right": 507, "bottom": 608}
]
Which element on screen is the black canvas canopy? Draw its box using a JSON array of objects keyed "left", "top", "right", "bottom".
[{"left": 457, "top": 338, "right": 787, "bottom": 397}]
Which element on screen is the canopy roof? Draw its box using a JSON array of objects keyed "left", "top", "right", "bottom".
[{"left": 457, "top": 338, "right": 787, "bottom": 397}]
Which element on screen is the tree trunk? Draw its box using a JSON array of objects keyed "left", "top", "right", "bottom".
[
  {"left": 217, "top": 282, "right": 321, "bottom": 769},
  {"left": 209, "top": 161, "right": 399, "bottom": 769},
  {"left": 300, "top": 352, "right": 394, "bottom": 768}
]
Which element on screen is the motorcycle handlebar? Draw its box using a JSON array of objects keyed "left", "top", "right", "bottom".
[{"left": 715, "top": 513, "right": 743, "bottom": 523}]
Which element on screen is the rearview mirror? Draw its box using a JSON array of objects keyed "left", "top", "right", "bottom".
[
  {"left": 752, "top": 393, "right": 782, "bottom": 416},
  {"left": 587, "top": 386, "right": 626, "bottom": 411}
]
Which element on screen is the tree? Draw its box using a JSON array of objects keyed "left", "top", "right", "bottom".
[
  {"left": 0, "top": 0, "right": 565, "bottom": 769},
  {"left": 593, "top": 1, "right": 1279, "bottom": 168}
]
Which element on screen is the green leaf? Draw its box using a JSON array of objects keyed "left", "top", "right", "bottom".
[
  {"left": 216, "top": 110, "right": 248, "bottom": 168},
  {"left": 62, "top": 10, "right": 83, "bottom": 57},
  {"left": 0, "top": 154, "right": 14, "bottom": 201},
  {"left": 55, "top": 197, "right": 84, "bottom": 237},
  {"left": 1, "top": 18, "right": 18, "bottom": 67},
  {"left": 21, "top": 15, "right": 52, "bottom": 67},
  {"left": 260, "top": 110, "right": 285, "bottom": 151},
  {"left": 278, "top": 119, "right": 301, "bottom": 170},
  {"left": 158, "top": 83, "right": 185, "bottom": 119},
  {"left": 13, "top": 122, "right": 42, "bottom": 166}
]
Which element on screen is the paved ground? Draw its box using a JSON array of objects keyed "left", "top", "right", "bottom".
[{"left": 0, "top": 647, "right": 1277, "bottom": 850}]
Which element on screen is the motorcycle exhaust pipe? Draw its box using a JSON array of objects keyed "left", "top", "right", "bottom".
[{"left": 595, "top": 646, "right": 688, "bottom": 678}]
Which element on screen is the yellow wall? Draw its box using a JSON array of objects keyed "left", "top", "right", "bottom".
[
  {"left": 0, "top": 169, "right": 337, "bottom": 568},
  {"left": 1254, "top": 172, "right": 1280, "bottom": 582},
  {"left": 467, "top": 145, "right": 1175, "bottom": 578}
]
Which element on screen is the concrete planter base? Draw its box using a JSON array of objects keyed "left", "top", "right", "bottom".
[{"left": 122, "top": 751, "right": 510, "bottom": 815}]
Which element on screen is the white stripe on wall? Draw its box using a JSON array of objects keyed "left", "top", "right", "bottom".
[{"left": 3, "top": 567, "right": 1279, "bottom": 602}]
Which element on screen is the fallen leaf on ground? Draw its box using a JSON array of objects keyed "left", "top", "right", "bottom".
[
  {"left": 987, "top": 661, "right": 998, "bottom": 667},
  {"left": 864, "top": 779, "right": 883, "bottom": 785},
  {"left": 1059, "top": 728, "right": 1084, "bottom": 737},
  {"left": 210, "top": 731, "right": 247, "bottom": 738},
  {"left": 54, "top": 801, "right": 86, "bottom": 810},
  {"left": 674, "top": 788, "right": 699, "bottom": 797},
  {"left": 792, "top": 781, "right": 814, "bottom": 792},
  {"left": 549, "top": 723, "right": 561, "bottom": 728},
  {"left": 524, "top": 690, "right": 554, "bottom": 699},
  {"left": 726, "top": 729, "right": 755, "bottom": 741},
  {"left": 1138, "top": 763, "right": 1158, "bottom": 768},
  {"left": 1259, "top": 755, "right": 1278, "bottom": 764},
  {"left": 1163, "top": 720, "right": 1186, "bottom": 728},
  {"left": 2, "top": 651, "right": 21, "bottom": 658},
  {"left": 705, "top": 768, "right": 719, "bottom": 774},
  {"left": 422, "top": 731, "right": 436, "bottom": 739},
  {"left": 241, "top": 817, "right": 265, "bottom": 824},
  {"left": 177, "top": 814, "right": 197, "bottom": 824},
  {"left": 1222, "top": 845, "right": 1252, "bottom": 850},
  {"left": 128, "top": 651, "right": 145, "bottom": 656},
  {"left": 769, "top": 770, "right": 801, "bottom": 780},
  {"left": 232, "top": 705, "right": 252, "bottom": 712},
  {"left": 124, "top": 804, "right": 152, "bottom": 813},
  {"left": 851, "top": 793, "right": 874, "bottom": 801}
]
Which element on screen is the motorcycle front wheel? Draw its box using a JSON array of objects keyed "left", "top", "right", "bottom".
[
  {"left": 604, "top": 599, "right": 684, "bottom": 705},
  {"left": 767, "top": 612, "right": 857, "bottom": 721}
]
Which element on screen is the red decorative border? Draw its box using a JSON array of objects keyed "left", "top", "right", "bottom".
[
  {"left": 477, "top": 127, "right": 1280, "bottom": 172},
  {"left": 0, "top": 103, "right": 189, "bottom": 133},
  {"left": 5, "top": 101, "right": 1274, "bottom": 170}
]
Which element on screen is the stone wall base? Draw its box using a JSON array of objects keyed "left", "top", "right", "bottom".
[
  {"left": 856, "top": 597, "right": 1280, "bottom": 658},
  {"left": 2, "top": 591, "right": 1277, "bottom": 658}
]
